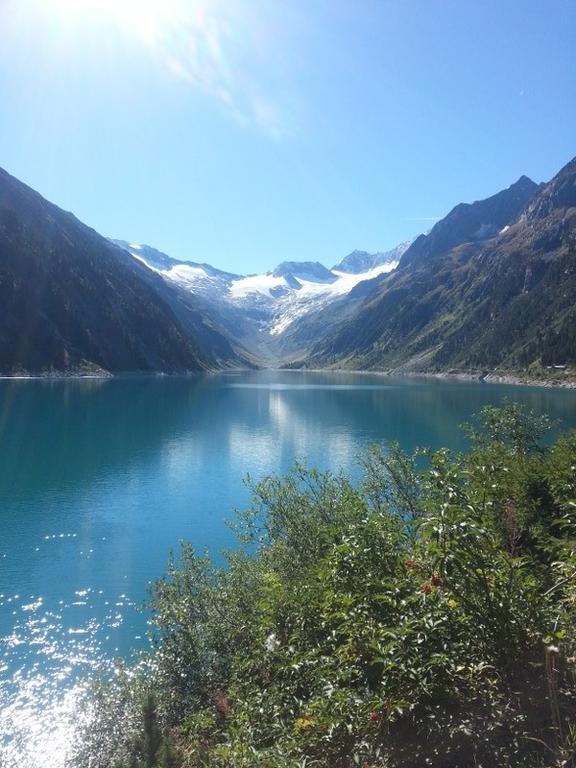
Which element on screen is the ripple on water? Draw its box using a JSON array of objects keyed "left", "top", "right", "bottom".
[{"left": 0, "top": 586, "right": 143, "bottom": 768}]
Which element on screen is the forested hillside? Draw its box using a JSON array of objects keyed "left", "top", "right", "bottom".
[{"left": 298, "top": 157, "right": 576, "bottom": 379}]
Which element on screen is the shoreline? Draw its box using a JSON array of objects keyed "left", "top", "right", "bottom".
[
  {"left": 0, "top": 366, "right": 575, "bottom": 389},
  {"left": 392, "top": 369, "right": 576, "bottom": 390},
  {"left": 283, "top": 367, "right": 576, "bottom": 389}
]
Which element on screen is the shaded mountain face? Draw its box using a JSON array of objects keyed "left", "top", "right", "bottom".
[
  {"left": 0, "top": 168, "right": 245, "bottom": 375},
  {"left": 298, "top": 159, "right": 576, "bottom": 373},
  {"left": 431, "top": 158, "right": 576, "bottom": 370}
]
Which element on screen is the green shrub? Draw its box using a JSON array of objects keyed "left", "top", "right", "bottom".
[{"left": 83, "top": 405, "right": 576, "bottom": 768}]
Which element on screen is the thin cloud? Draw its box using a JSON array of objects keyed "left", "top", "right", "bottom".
[
  {"left": 21, "top": 0, "right": 298, "bottom": 140},
  {"left": 142, "top": 0, "right": 295, "bottom": 140}
]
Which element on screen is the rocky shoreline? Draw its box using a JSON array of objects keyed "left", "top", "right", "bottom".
[
  {"left": 400, "top": 369, "right": 576, "bottom": 389},
  {"left": 296, "top": 366, "right": 576, "bottom": 389}
]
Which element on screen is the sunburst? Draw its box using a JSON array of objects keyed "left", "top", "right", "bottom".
[{"left": 44, "top": 0, "right": 188, "bottom": 43}]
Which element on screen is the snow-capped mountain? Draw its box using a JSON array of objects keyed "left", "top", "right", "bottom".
[
  {"left": 230, "top": 261, "right": 398, "bottom": 336},
  {"left": 273, "top": 261, "right": 337, "bottom": 283},
  {"left": 113, "top": 241, "right": 403, "bottom": 348},
  {"left": 112, "top": 241, "right": 240, "bottom": 290},
  {"left": 332, "top": 241, "right": 413, "bottom": 274}
]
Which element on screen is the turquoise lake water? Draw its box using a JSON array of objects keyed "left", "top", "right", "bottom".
[{"left": 1, "top": 370, "right": 575, "bottom": 766}]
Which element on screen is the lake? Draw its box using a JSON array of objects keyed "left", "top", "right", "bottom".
[{"left": 1, "top": 370, "right": 575, "bottom": 766}]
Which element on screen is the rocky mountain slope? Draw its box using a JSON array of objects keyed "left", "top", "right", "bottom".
[
  {"left": 0, "top": 168, "right": 247, "bottom": 375},
  {"left": 297, "top": 158, "right": 576, "bottom": 375}
]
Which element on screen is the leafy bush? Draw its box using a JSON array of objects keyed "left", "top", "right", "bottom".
[{"left": 83, "top": 405, "right": 576, "bottom": 768}]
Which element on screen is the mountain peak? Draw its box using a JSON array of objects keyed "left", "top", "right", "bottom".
[
  {"left": 400, "top": 174, "right": 539, "bottom": 268},
  {"left": 332, "top": 251, "right": 377, "bottom": 274},
  {"left": 273, "top": 261, "right": 337, "bottom": 284},
  {"left": 332, "top": 241, "right": 412, "bottom": 274},
  {"left": 514, "top": 174, "right": 536, "bottom": 187}
]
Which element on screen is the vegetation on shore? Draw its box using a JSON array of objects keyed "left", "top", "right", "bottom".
[{"left": 77, "top": 404, "right": 576, "bottom": 768}]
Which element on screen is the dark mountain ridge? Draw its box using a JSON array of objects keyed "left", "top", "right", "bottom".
[
  {"left": 293, "top": 157, "right": 576, "bottom": 376},
  {"left": 399, "top": 174, "right": 539, "bottom": 268},
  {"left": 0, "top": 167, "right": 246, "bottom": 375}
]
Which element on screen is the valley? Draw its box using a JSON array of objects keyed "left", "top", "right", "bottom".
[
  {"left": 1, "top": 155, "right": 575, "bottom": 379},
  {"left": 114, "top": 240, "right": 405, "bottom": 366}
]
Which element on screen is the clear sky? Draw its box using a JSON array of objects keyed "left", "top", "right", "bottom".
[{"left": 0, "top": 0, "right": 574, "bottom": 274}]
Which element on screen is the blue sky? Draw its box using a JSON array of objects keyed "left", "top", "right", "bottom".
[{"left": 0, "top": 0, "right": 574, "bottom": 274}]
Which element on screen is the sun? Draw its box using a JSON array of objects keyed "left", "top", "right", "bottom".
[{"left": 44, "top": 0, "right": 186, "bottom": 43}]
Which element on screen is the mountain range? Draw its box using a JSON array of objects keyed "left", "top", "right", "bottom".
[
  {"left": 112, "top": 239, "right": 404, "bottom": 367},
  {"left": 0, "top": 155, "right": 574, "bottom": 378}
]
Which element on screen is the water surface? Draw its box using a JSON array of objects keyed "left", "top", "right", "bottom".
[{"left": 1, "top": 370, "right": 575, "bottom": 765}]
